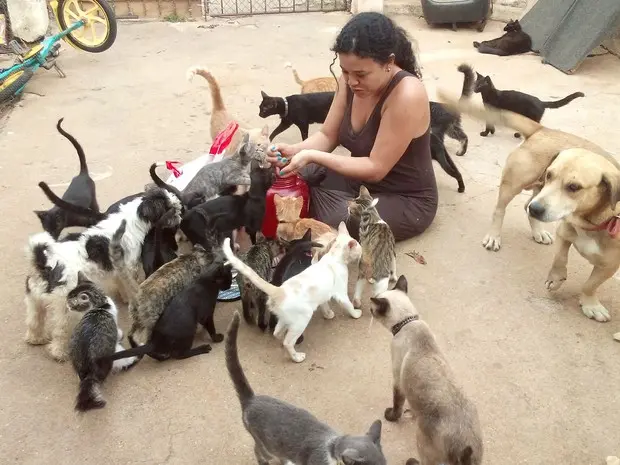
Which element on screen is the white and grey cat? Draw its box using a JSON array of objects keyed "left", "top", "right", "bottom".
[{"left": 225, "top": 311, "right": 387, "bottom": 465}]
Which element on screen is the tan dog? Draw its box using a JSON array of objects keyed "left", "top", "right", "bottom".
[
  {"left": 370, "top": 275, "right": 483, "bottom": 465},
  {"left": 526, "top": 148, "right": 620, "bottom": 324},
  {"left": 436, "top": 86, "right": 610, "bottom": 252},
  {"left": 284, "top": 62, "right": 338, "bottom": 93},
  {"left": 186, "top": 66, "right": 270, "bottom": 155},
  {"left": 274, "top": 194, "right": 334, "bottom": 241}
]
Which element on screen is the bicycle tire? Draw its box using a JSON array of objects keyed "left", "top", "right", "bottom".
[
  {"left": 57, "top": 0, "right": 118, "bottom": 53},
  {"left": 0, "top": 68, "right": 35, "bottom": 104}
]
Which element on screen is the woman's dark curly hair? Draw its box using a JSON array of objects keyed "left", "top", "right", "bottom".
[{"left": 330, "top": 12, "right": 422, "bottom": 80}]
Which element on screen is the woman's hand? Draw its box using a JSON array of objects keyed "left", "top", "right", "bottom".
[
  {"left": 278, "top": 149, "right": 316, "bottom": 177},
  {"left": 266, "top": 143, "right": 300, "bottom": 168}
]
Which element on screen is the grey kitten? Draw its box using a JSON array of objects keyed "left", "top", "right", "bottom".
[
  {"left": 237, "top": 233, "right": 280, "bottom": 330},
  {"left": 68, "top": 272, "right": 137, "bottom": 412},
  {"left": 182, "top": 133, "right": 255, "bottom": 206},
  {"left": 348, "top": 185, "right": 397, "bottom": 310},
  {"left": 225, "top": 311, "right": 387, "bottom": 465}
]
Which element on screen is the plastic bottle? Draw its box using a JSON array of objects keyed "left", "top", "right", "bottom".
[{"left": 261, "top": 173, "right": 310, "bottom": 239}]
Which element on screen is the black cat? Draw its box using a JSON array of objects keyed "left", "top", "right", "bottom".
[
  {"left": 473, "top": 19, "right": 532, "bottom": 56},
  {"left": 35, "top": 118, "right": 100, "bottom": 239},
  {"left": 259, "top": 91, "right": 334, "bottom": 141},
  {"left": 474, "top": 72, "right": 584, "bottom": 138}
]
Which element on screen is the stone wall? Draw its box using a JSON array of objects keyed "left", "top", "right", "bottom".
[{"left": 384, "top": 0, "right": 534, "bottom": 22}]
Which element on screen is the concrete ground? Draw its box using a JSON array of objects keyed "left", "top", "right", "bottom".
[{"left": 0, "top": 13, "right": 619, "bottom": 465}]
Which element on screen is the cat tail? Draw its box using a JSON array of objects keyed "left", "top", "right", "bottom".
[
  {"left": 436, "top": 88, "right": 542, "bottom": 139},
  {"left": 38, "top": 182, "right": 108, "bottom": 221},
  {"left": 542, "top": 91, "right": 585, "bottom": 109},
  {"left": 186, "top": 66, "right": 226, "bottom": 112},
  {"left": 222, "top": 238, "right": 280, "bottom": 298},
  {"left": 57, "top": 118, "right": 88, "bottom": 174},
  {"left": 75, "top": 375, "right": 106, "bottom": 412},
  {"left": 225, "top": 311, "right": 255, "bottom": 407},
  {"left": 103, "top": 342, "right": 154, "bottom": 362},
  {"left": 457, "top": 64, "right": 475, "bottom": 100},
  {"left": 284, "top": 62, "right": 304, "bottom": 86},
  {"left": 149, "top": 163, "right": 186, "bottom": 208}
]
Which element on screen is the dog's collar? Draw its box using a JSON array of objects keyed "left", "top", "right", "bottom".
[
  {"left": 391, "top": 315, "right": 419, "bottom": 336},
  {"left": 586, "top": 215, "right": 620, "bottom": 238},
  {"left": 283, "top": 97, "right": 288, "bottom": 118}
]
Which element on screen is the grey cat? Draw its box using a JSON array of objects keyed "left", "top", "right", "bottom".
[
  {"left": 181, "top": 133, "right": 256, "bottom": 207},
  {"left": 237, "top": 234, "right": 280, "bottom": 330},
  {"left": 68, "top": 272, "right": 137, "bottom": 412},
  {"left": 370, "top": 276, "right": 483, "bottom": 465},
  {"left": 225, "top": 311, "right": 387, "bottom": 465},
  {"left": 348, "top": 185, "right": 397, "bottom": 310}
]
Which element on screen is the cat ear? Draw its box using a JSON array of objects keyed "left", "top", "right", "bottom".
[
  {"left": 301, "top": 228, "right": 312, "bottom": 241},
  {"left": 359, "top": 185, "right": 370, "bottom": 196},
  {"left": 261, "top": 90, "right": 268, "bottom": 98},
  {"left": 310, "top": 241, "right": 324, "bottom": 248},
  {"left": 34, "top": 210, "right": 47, "bottom": 222},
  {"left": 294, "top": 197, "right": 303, "bottom": 214},
  {"left": 77, "top": 271, "right": 89, "bottom": 285},
  {"left": 261, "top": 124, "right": 269, "bottom": 137},
  {"left": 347, "top": 239, "right": 357, "bottom": 249},
  {"left": 370, "top": 297, "right": 389, "bottom": 315},
  {"left": 393, "top": 275, "right": 408, "bottom": 293},
  {"left": 366, "top": 419, "right": 383, "bottom": 445},
  {"left": 370, "top": 197, "right": 379, "bottom": 208},
  {"left": 274, "top": 193, "right": 282, "bottom": 205},
  {"left": 337, "top": 221, "right": 348, "bottom": 235}
]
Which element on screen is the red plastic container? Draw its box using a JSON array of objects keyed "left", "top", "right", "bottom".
[{"left": 261, "top": 173, "right": 310, "bottom": 239}]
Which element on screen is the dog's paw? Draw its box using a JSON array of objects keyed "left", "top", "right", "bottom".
[
  {"left": 614, "top": 333, "right": 620, "bottom": 342},
  {"left": 212, "top": 333, "right": 224, "bottom": 343},
  {"left": 482, "top": 234, "right": 501, "bottom": 251},
  {"left": 384, "top": 407, "right": 401, "bottom": 422},
  {"left": 290, "top": 352, "right": 306, "bottom": 363},
  {"left": 533, "top": 230, "right": 554, "bottom": 245},
  {"left": 581, "top": 302, "right": 611, "bottom": 322},
  {"left": 25, "top": 331, "right": 49, "bottom": 345},
  {"left": 48, "top": 343, "right": 68, "bottom": 362},
  {"left": 348, "top": 308, "right": 363, "bottom": 319},
  {"left": 545, "top": 268, "right": 567, "bottom": 291}
]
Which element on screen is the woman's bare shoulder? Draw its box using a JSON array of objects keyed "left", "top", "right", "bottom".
[{"left": 387, "top": 75, "right": 429, "bottom": 108}]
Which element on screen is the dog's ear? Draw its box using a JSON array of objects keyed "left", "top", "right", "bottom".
[
  {"left": 366, "top": 419, "right": 382, "bottom": 446},
  {"left": 370, "top": 297, "right": 390, "bottom": 315},
  {"left": 538, "top": 152, "right": 561, "bottom": 184},
  {"left": 393, "top": 275, "right": 408, "bottom": 293},
  {"left": 601, "top": 171, "right": 620, "bottom": 210}
]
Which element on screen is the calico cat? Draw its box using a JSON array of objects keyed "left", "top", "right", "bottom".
[
  {"left": 370, "top": 276, "right": 483, "bottom": 465},
  {"left": 225, "top": 311, "right": 387, "bottom": 465},
  {"left": 105, "top": 260, "right": 232, "bottom": 364},
  {"left": 473, "top": 19, "right": 532, "bottom": 56},
  {"left": 68, "top": 272, "right": 137, "bottom": 412},
  {"left": 473, "top": 71, "right": 585, "bottom": 138},
  {"left": 237, "top": 234, "right": 280, "bottom": 329},
  {"left": 285, "top": 62, "right": 338, "bottom": 93},
  {"left": 258, "top": 90, "right": 334, "bottom": 141},
  {"left": 274, "top": 194, "right": 334, "bottom": 241},
  {"left": 35, "top": 118, "right": 100, "bottom": 239},
  {"left": 186, "top": 66, "right": 271, "bottom": 155},
  {"left": 347, "top": 186, "right": 396, "bottom": 311},
  {"left": 223, "top": 222, "right": 361, "bottom": 363}
]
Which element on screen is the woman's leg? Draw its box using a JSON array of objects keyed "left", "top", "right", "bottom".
[{"left": 374, "top": 194, "right": 437, "bottom": 242}]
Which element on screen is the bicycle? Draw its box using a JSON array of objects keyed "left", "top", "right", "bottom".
[{"left": 0, "top": 0, "right": 117, "bottom": 104}]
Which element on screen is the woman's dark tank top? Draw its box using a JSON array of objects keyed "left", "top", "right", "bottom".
[{"left": 338, "top": 70, "right": 438, "bottom": 200}]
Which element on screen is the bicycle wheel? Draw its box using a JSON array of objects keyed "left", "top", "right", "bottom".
[
  {"left": 57, "top": 0, "right": 117, "bottom": 53},
  {"left": 0, "top": 69, "right": 35, "bottom": 104}
]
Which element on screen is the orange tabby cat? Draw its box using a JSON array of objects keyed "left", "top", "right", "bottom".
[
  {"left": 284, "top": 62, "right": 338, "bottom": 94},
  {"left": 274, "top": 194, "right": 334, "bottom": 241},
  {"left": 186, "top": 66, "right": 270, "bottom": 155}
]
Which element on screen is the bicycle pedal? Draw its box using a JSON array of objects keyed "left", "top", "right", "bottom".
[{"left": 8, "top": 39, "right": 28, "bottom": 55}]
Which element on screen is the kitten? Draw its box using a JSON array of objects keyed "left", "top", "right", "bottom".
[
  {"left": 237, "top": 234, "right": 280, "bottom": 329},
  {"left": 258, "top": 90, "right": 334, "bottom": 141},
  {"left": 274, "top": 194, "right": 334, "bottom": 242},
  {"left": 473, "top": 19, "right": 532, "bottom": 56},
  {"left": 370, "top": 276, "right": 483, "bottom": 465},
  {"left": 68, "top": 272, "right": 137, "bottom": 412},
  {"left": 106, "top": 259, "right": 232, "bottom": 363},
  {"left": 186, "top": 66, "right": 270, "bottom": 155},
  {"left": 35, "top": 118, "right": 100, "bottom": 239},
  {"left": 222, "top": 221, "right": 362, "bottom": 363},
  {"left": 347, "top": 186, "right": 396, "bottom": 311},
  {"left": 285, "top": 62, "right": 338, "bottom": 93},
  {"left": 225, "top": 310, "right": 387, "bottom": 465},
  {"left": 241, "top": 159, "right": 275, "bottom": 244},
  {"left": 473, "top": 71, "right": 584, "bottom": 138}
]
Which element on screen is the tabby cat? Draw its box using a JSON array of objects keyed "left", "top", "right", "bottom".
[
  {"left": 285, "top": 62, "right": 338, "bottom": 93},
  {"left": 347, "top": 185, "right": 396, "bottom": 310}
]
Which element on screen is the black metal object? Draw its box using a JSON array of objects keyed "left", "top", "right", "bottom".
[
  {"left": 421, "top": 0, "right": 491, "bottom": 32},
  {"left": 520, "top": 0, "right": 620, "bottom": 74}
]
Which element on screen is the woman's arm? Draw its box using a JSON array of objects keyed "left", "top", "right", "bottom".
[{"left": 281, "top": 77, "right": 431, "bottom": 183}]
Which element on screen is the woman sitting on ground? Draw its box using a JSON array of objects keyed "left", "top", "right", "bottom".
[{"left": 267, "top": 12, "right": 437, "bottom": 242}]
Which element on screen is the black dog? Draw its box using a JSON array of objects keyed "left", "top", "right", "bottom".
[
  {"left": 474, "top": 72, "right": 584, "bottom": 138},
  {"left": 35, "top": 118, "right": 100, "bottom": 239},
  {"left": 259, "top": 91, "right": 334, "bottom": 141},
  {"left": 473, "top": 19, "right": 532, "bottom": 56},
  {"left": 106, "top": 260, "right": 232, "bottom": 363},
  {"left": 266, "top": 229, "right": 322, "bottom": 345}
]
